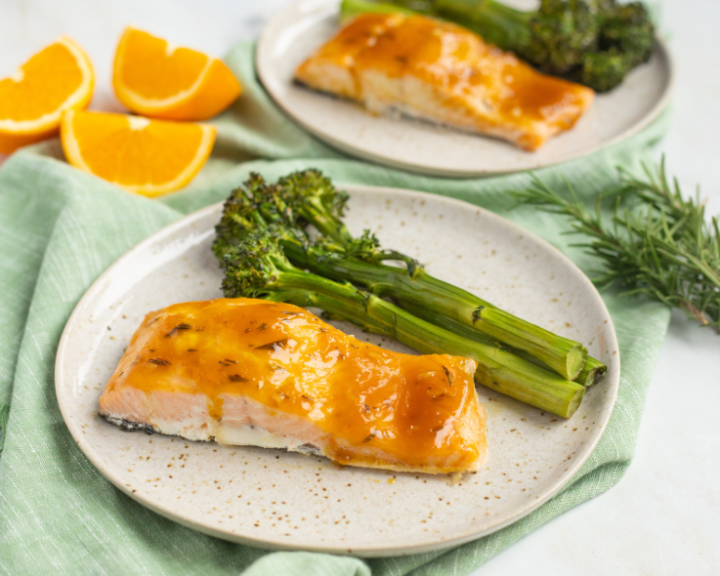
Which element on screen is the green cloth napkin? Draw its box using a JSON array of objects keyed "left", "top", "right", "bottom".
[{"left": 0, "top": 42, "right": 671, "bottom": 575}]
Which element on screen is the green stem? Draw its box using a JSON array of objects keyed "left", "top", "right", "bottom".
[
  {"left": 339, "top": 0, "right": 532, "bottom": 51},
  {"left": 399, "top": 299, "right": 605, "bottom": 387},
  {"left": 340, "top": 0, "right": 417, "bottom": 22},
  {"left": 576, "top": 356, "right": 608, "bottom": 387},
  {"left": 283, "top": 242, "right": 588, "bottom": 380},
  {"left": 303, "top": 198, "right": 356, "bottom": 245},
  {"left": 268, "top": 269, "right": 585, "bottom": 418},
  {"left": 434, "top": 0, "right": 532, "bottom": 50}
]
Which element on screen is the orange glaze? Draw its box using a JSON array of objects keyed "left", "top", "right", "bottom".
[
  {"left": 101, "top": 298, "right": 486, "bottom": 470},
  {"left": 295, "top": 13, "right": 594, "bottom": 150}
]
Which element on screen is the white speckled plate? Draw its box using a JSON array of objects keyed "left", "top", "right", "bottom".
[
  {"left": 56, "top": 186, "right": 619, "bottom": 556},
  {"left": 256, "top": 0, "right": 673, "bottom": 177}
]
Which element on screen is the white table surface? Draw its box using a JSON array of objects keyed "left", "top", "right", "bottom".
[{"left": 1, "top": 0, "right": 718, "bottom": 574}]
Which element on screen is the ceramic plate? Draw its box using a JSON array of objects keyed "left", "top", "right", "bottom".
[
  {"left": 56, "top": 186, "right": 619, "bottom": 556},
  {"left": 256, "top": 0, "right": 673, "bottom": 177}
]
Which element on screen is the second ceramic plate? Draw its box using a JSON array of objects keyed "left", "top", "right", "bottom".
[
  {"left": 256, "top": 0, "right": 673, "bottom": 177},
  {"left": 56, "top": 185, "right": 619, "bottom": 556}
]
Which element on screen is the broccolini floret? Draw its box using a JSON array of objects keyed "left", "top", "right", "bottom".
[{"left": 580, "top": 1, "right": 654, "bottom": 91}]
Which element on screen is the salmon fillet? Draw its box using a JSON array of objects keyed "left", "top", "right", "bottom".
[
  {"left": 99, "top": 298, "right": 488, "bottom": 474},
  {"left": 295, "top": 12, "right": 595, "bottom": 151}
]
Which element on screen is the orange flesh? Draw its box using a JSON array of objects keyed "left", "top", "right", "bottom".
[
  {"left": 116, "top": 29, "right": 208, "bottom": 100},
  {"left": 295, "top": 13, "right": 594, "bottom": 150},
  {"left": 62, "top": 110, "right": 215, "bottom": 193},
  {"left": 100, "top": 299, "right": 486, "bottom": 471},
  {"left": 0, "top": 43, "right": 85, "bottom": 123}
]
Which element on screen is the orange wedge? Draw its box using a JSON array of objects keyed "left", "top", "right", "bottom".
[
  {"left": 0, "top": 36, "right": 94, "bottom": 154},
  {"left": 61, "top": 110, "right": 216, "bottom": 197},
  {"left": 113, "top": 28, "right": 242, "bottom": 121}
]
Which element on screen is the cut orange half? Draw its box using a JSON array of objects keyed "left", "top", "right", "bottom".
[
  {"left": 61, "top": 110, "right": 216, "bottom": 197},
  {"left": 0, "top": 36, "right": 94, "bottom": 154},
  {"left": 113, "top": 27, "right": 242, "bottom": 121}
]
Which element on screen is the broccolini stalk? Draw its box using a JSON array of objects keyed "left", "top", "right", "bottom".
[
  {"left": 577, "top": 356, "right": 608, "bottom": 386},
  {"left": 252, "top": 170, "right": 588, "bottom": 380},
  {"left": 286, "top": 242, "right": 588, "bottom": 380},
  {"left": 341, "top": 0, "right": 418, "bottom": 21},
  {"left": 395, "top": 298, "right": 606, "bottom": 387},
  {"left": 213, "top": 189, "right": 585, "bottom": 418}
]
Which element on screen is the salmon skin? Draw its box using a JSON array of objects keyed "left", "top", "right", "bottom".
[
  {"left": 295, "top": 12, "right": 595, "bottom": 151},
  {"left": 99, "top": 298, "right": 488, "bottom": 474}
]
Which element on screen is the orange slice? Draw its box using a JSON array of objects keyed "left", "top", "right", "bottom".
[
  {"left": 0, "top": 36, "right": 94, "bottom": 154},
  {"left": 61, "top": 110, "right": 216, "bottom": 197},
  {"left": 113, "top": 28, "right": 242, "bottom": 121}
]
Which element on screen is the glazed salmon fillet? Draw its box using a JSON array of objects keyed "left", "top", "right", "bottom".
[
  {"left": 295, "top": 12, "right": 595, "bottom": 151},
  {"left": 99, "top": 298, "right": 488, "bottom": 474}
]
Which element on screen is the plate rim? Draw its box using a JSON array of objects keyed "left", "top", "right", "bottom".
[
  {"left": 55, "top": 184, "right": 620, "bottom": 556},
  {"left": 255, "top": 0, "right": 674, "bottom": 178}
]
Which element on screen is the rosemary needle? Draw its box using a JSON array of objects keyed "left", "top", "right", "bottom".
[{"left": 511, "top": 159, "right": 720, "bottom": 333}]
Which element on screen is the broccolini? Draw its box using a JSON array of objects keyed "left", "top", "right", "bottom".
[
  {"left": 247, "top": 169, "right": 590, "bottom": 381},
  {"left": 213, "top": 174, "right": 587, "bottom": 418}
]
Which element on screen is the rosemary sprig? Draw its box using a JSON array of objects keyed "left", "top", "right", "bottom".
[{"left": 512, "top": 160, "right": 720, "bottom": 332}]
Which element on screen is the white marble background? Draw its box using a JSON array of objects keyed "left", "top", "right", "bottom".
[{"left": 1, "top": 0, "right": 719, "bottom": 574}]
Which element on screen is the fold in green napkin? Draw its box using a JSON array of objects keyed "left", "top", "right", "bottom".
[{"left": 0, "top": 42, "right": 671, "bottom": 575}]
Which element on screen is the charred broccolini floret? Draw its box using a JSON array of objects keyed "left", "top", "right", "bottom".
[
  {"left": 241, "top": 169, "right": 423, "bottom": 273},
  {"left": 580, "top": 1, "right": 655, "bottom": 91},
  {"left": 599, "top": 1, "right": 654, "bottom": 63},
  {"left": 213, "top": 173, "right": 587, "bottom": 418}
]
